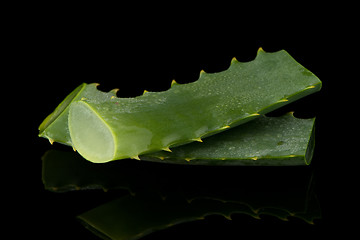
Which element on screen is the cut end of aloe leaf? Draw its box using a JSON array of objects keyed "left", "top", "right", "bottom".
[{"left": 69, "top": 101, "right": 115, "bottom": 163}]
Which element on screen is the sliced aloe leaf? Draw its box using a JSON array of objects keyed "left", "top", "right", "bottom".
[
  {"left": 39, "top": 49, "right": 321, "bottom": 163},
  {"left": 142, "top": 113, "right": 316, "bottom": 166}
]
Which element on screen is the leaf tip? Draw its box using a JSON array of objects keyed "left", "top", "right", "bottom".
[
  {"left": 223, "top": 214, "right": 232, "bottom": 220},
  {"left": 219, "top": 125, "right": 231, "bottom": 130},
  {"left": 305, "top": 85, "right": 316, "bottom": 90},
  {"left": 90, "top": 83, "right": 100, "bottom": 88},
  {"left": 171, "top": 79, "right": 179, "bottom": 87},
  {"left": 48, "top": 137, "right": 54, "bottom": 145},
  {"left": 287, "top": 111, "right": 295, "bottom": 116},
  {"left": 192, "top": 137, "right": 203, "bottom": 143},
  {"left": 110, "top": 88, "right": 120, "bottom": 94},
  {"left": 231, "top": 57, "right": 238, "bottom": 64},
  {"left": 277, "top": 98, "right": 289, "bottom": 103},
  {"left": 162, "top": 147, "right": 172, "bottom": 152},
  {"left": 249, "top": 113, "right": 261, "bottom": 117}
]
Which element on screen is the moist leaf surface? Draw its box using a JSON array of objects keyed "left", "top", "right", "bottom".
[
  {"left": 143, "top": 113, "right": 315, "bottom": 166},
  {"left": 66, "top": 49, "right": 321, "bottom": 162}
]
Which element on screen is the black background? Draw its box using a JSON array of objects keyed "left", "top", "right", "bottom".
[{"left": 6, "top": 6, "right": 353, "bottom": 239}]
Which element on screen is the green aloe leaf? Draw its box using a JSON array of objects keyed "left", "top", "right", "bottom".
[
  {"left": 143, "top": 113, "right": 315, "bottom": 166},
  {"left": 39, "top": 49, "right": 321, "bottom": 163}
]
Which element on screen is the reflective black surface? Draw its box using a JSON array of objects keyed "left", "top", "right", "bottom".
[
  {"left": 42, "top": 149, "right": 321, "bottom": 239},
  {"left": 14, "top": 28, "right": 352, "bottom": 239}
]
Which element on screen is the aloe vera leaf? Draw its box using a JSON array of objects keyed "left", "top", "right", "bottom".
[
  {"left": 142, "top": 113, "right": 315, "bottom": 166},
  {"left": 38, "top": 83, "right": 117, "bottom": 145},
  {"left": 65, "top": 49, "right": 321, "bottom": 163}
]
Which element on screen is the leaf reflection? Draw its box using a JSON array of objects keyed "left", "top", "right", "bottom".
[{"left": 42, "top": 150, "right": 321, "bottom": 240}]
